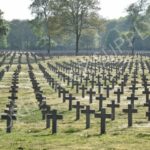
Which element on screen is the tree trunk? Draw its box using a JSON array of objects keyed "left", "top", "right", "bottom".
[
  {"left": 76, "top": 34, "right": 79, "bottom": 56},
  {"left": 132, "top": 46, "right": 134, "bottom": 56},
  {"left": 48, "top": 35, "right": 51, "bottom": 55},
  {"left": 132, "top": 37, "right": 135, "bottom": 55}
]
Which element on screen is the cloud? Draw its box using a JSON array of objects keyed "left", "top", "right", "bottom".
[
  {"left": 0, "top": 0, "right": 33, "bottom": 20},
  {"left": 100, "top": 0, "right": 137, "bottom": 19}
]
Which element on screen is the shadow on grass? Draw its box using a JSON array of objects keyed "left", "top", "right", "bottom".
[
  {"left": 64, "top": 127, "right": 82, "bottom": 133},
  {"left": 114, "top": 127, "right": 129, "bottom": 132},
  {"left": 32, "top": 133, "right": 51, "bottom": 137},
  {"left": 135, "top": 121, "right": 148, "bottom": 124},
  {"left": 136, "top": 133, "right": 150, "bottom": 139},
  {"left": 17, "top": 146, "right": 24, "bottom": 150},
  {"left": 26, "top": 128, "right": 42, "bottom": 133},
  {"left": 82, "top": 132, "right": 107, "bottom": 138}
]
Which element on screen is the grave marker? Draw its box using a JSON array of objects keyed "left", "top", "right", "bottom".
[
  {"left": 96, "top": 94, "right": 106, "bottom": 111},
  {"left": 81, "top": 106, "right": 95, "bottom": 129},
  {"left": 95, "top": 108, "right": 112, "bottom": 134},
  {"left": 47, "top": 110, "right": 63, "bottom": 134},
  {"left": 72, "top": 101, "right": 84, "bottom": 120},
  {"left": 1, "top": 114, "right": 16, "bottom": 133},
  {"left": 123, "top": 104, "right": 137, "bottom": 127},
  {"left": 107, "top": 100, "right": 119, "bottom": 120},
  {"left": 87, "top": 88, "right": 96, "bottom": 103}
]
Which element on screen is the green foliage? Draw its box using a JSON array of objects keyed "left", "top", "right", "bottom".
[
  {"left": 0, "top": 10, "right": 8, "bottom": 49},
  {"left": 80, "top": 29, "right": 99, "bottom": 50},
  {"left": 29, "top": 0, "right": 104, "bottom": 53},
  {"left": 101, "top": 0, "right": 150, "bottom": 52},
  {"left": 126, "top": 0, "right": 149, "bottom": 54},
  {"left": 1, "top": 0, "right": 149, "bottom": 52},
  {"left": 105, "top": 29, "right": 121, "bottom": 50},
  {"left": 7, "top": 20, "right": 38, "bottom": 50},
  {"left": 0, "top": 10, "right": 8, "bottom": 37},
  {"left": 0, "top": 35, "right": 8, "bottom": 49},
  {"left": 30, "top": 0, "right": 62, "bottom": 53},
  {"left": 59, "top": 0, "right": 100, "bottom": 55}
]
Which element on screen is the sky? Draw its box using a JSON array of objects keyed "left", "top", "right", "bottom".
[
  {"left": 100, "top": 0, "right": 137, "bottom": 19},
  {"left": 0, "top": 0, "right": 138, "bottom": 21}
]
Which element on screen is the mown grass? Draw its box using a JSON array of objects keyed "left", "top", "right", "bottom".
[{"left": 0, "top": 55, "right": 150, "bottom": 150}]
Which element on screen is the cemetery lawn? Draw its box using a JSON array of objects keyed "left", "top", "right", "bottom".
[{"left": 0, "top": 55, "right": 150, "bottom": 150}]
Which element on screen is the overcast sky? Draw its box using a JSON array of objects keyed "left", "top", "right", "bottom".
[{"left": 0, "top": 0, "right": 137, "bottom": 21}]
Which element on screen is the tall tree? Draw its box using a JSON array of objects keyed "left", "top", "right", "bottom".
[
  {"left": 60, "top": 0, "right": 100, "bottom": 55},
  {"left": 126, "top": 0, "right": 148, "bottom": 55},
  {"left": 30, "top": 0, "right": 60, "bottom": 54},
  {"left": 87, "top": 13, "right": 106, "bottom": 49},
  {"left": 0, "top": 10, "right": 8, "bottom": 48}
]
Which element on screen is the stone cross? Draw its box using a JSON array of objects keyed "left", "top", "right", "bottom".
[
  {"left": 114, "top": 88, "right": 123, "bottom": 103},
  {"left": 62, "top": 89, "right": 69, "bottom": 103},
  {"left": 46, "top": 109, "right": 63, "bottom": 134},
  {"left": 45, "top": 106, "right": 53, "bottom": 128},
  {"left": 65, "top": 94, "right": 76, "bottom": 111},
  {"left": 90, "top": 78, "right": 96, "bottom": 88},
  {"left": 96, "top": 82, "right": 103, "bottom": 94},
  {"left": 104, "top": 85, "right": 112, "bottom": 98},
  {"left": 144, "top": 100, "right": 150, "bottom": 121},
  {"left": 57, "top": 86, "right": 64, "bottom": 98},
  {"left": 107, "top": 100, "right": 119, "bottom": 120},
  {"left": 123, "top": 104, "right": 137, "bottom": 127},
  {"left": 81, "top": 106, "right": 95, "bottom": 129},
  {"left": 1, "top": 114, "right": 17, "bottom": 133},
  {"left": 79, "top": 85, "right": 87, "bottom": 98},
  {"left": 119, "top": 81, "right": 126, "bottom": 93},
  {"left": 72, "top": 101, "right": 84, "bottom": 120},
  {"left": 143, "top": 88, "right": 150, "bottom": 103},
  {"left": 84, "top": 76, "right": 90, "bottom": 86},
  {"left": 129, "top": 84, "right": 138, "bottom": 94},
  {"left": 95, "top": 108, "right": 112, "bottom": 134},
  {"left": 87, "top": 88, "right": 96, "bottom": 103},
  {"left": 96, "top": 94, "right": 106, "bottom": 111},
  {"left": 127, "top": 93, "right": 138, "bottom": 107}
]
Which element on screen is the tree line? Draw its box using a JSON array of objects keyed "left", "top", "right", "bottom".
[{"left": 0, "top": 0, "right": 150, "bottom": 55}]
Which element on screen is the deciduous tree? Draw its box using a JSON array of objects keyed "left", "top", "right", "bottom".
[{"left": 60, "top": 0, "right": 100, "bottom": 55}]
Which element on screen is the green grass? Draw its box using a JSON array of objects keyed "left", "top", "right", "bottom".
[{"left": 0, "top": 55, "right": 150, "bottom": 150}]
